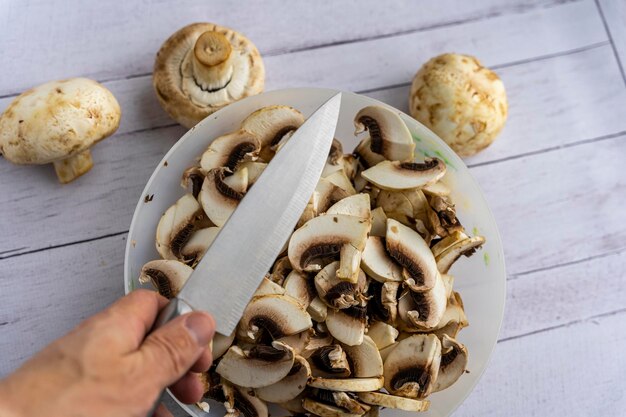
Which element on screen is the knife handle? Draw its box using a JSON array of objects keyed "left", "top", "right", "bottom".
[{"left": 146, "top": 297, "right": 194, "bottom": 417}]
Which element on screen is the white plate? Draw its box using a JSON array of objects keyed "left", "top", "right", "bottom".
[{"left": 124, "top": 88, "right": 506, "bottom": 417}]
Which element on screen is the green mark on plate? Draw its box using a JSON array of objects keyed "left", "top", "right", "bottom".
[
  {"left": 434, "top": 150, "right": 456, "bottom": 170},
  {"left": 411, "top": 132, "right": 423, "bottom": 143},
  {"left": 128, "top": 279, "right": 136, "bottom": 292},
  {"left": 472, "top": 226, "right": 479, "bottom": 236},
  {"left": 483, "top": 252, "right": 490, "bottom": 266}
]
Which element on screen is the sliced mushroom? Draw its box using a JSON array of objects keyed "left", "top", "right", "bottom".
[
  {"left": 431, "top": 291, "right": 469, "bottom": 339},
  {"left": 298, "top": 178, "right": 351, "bottom": 228},
  {"left": 331, "top": 392, "right": 371, "bottom": 415},
  {"left": 354, "top": 137, "right": 385, "bottom": 169},
  {"left": 383, "top": 334, "right": 442, "bottom": 399},
  {"left": 269, "top": 256, "right": 292, "bottom": 286},
  {"left": 156, "top": 193, "right": 208, "bottom": 260},
  {"left": 326, "top": 194, "right": 371, "bottom": 221},
  {"left": 402, "top": 188, "right": 430, "bottom": 226},
  {"left": 307, "top": 297, "right": 329, "bottom": 322},
  {"left": 277, "top": 329, "right": 312, "bottom": 355},
  {"left": 427, "top": 196, "right": 464, "bottom": 237},
  {"left": 216, "top": 341, "right": 295, "bottom": 388},
  {"left": 153, "top": 23, "right": 264, "bottom": 128},
  {"left": 378, "top": 342, "right": 398, "bottom": 362},
  {"left": 325, "top": 170, "right": 357, "bottom": 195},
  {"left": 314, "top": 261, "right": 366, "bottom": 309},
  {"left": 308, "top": 376, "right": 384, "bottom": 392},
  {"left": 386, "top": 219, "right": 438, "bottom": 291},
  {"left": 238, "top": 294, "right": 312, "bottom": 343},
  {"left": 369, "top": 208, "right": 388, "bottom": 237},
  {"left": 354, "top": 106, "right": 415, "bottom": 162},
  {"left": 375, "top": 190, "right": 414, "bottom": 227},
  {"left": 139, "top": 259, "right": 193, "bottom": 299},
  {"left": 441, "top": 273, "right": 454, "bottom": 299},
  {"left": 433, "top": 335, "right": 468, "bottom": 392},
  {"left": 238, "top": 161, "right": 267, "bottom": 186},
  {"left": 181, "top": 165, "right": 205, "bottom": 198},
  {"left": 211, "top": 331, "right": 236, "bottom": 360},
  {"left": 200, "top": 130, "right": 261, "bottom": 172},
  {"left": 341, "top": 154, "right": 359, "bottom": 180},
  {"left": 222, "top": 166, "right": 249, "bottom": 191},
  {"left": 255, "top": 355, "right": 311, "bottom": 403},
  {"left": 337, "top": 243, "right": 364, "bottom": 284},
  {"left": 366, "top": 321, "right": 399, "bottom": 350},
  {"left": 398, "top": 272, "right": 447, "bottom": 330},
  {"left": 308, "top": 344, "right": 351, "bottom": 378},
  {"left": 278, "top": 393, "right": 307, "bottom": 414},
  {"left": 422, "top": 180, "right": 451, "bottom": 197},
  {"left": 361, "top": 236, "right": 403, "bottom": 283},
  {"left": 180, "top": 226, "right": 220, "bottom": 266},
  {"left": 436, "top": 235, "right": 486, "bottom": 273},
  {"left": 361, "top": 159, "right": 446, "bottom": 191},
  {"left": 240, "top": 105, "right": 305, "bottom": 161},
  {"left": 342, "top": 335, "right": 383, "bottom": 378},
  {"left": 367, "top": 281, "right": 399, "bottom": 324},
  {"left": 430, "top": 231, "right": 468, "bottom": 258},
  {"left": 302, "top": 398, "right": 362, "bottom": 417},
  {"left": 254, "top": 276, "right": 286, "bottom": 297},
  {"left": 325, "top": 305, "right": 367, "bottom": 346},
  {"left": 288, "top": 214, "right": 370, "bottom": 273},
  {"left": 283, "top": 270, "right": 316, "bottom": 308},
  {"left": 223, "top": 382, "right": 269, "bottom": 417},
  {"left": 357, "top": 392, "right": 430, "bottom": 412},
  {"left": 303, "top": 331, "right": 335, "bottom": 357},
  {"left": 199, "top": 168, "right": 245, "bottom": 226}
]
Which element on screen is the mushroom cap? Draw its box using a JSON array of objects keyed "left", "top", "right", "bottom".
[
  {"left": 255, "top": 355, "right": 311, "bottom": 402},
  {"left": 354, "top": 105, "right": 415, "bottom": 162},
  {"left": 156, "top": 193, "right": 207, "bottom": 261},
  {"left": 216, "top": 341, "right": 295, "bottom": 388},
  {"left": 325, "top": 305, "right": 367, "bottom": 346},
  {"left": 362, "top": 159, "right": 446, "bottom": 191},
  {"left": 341, "top": 335, "right": 384, "bottom": 378},
  {"left": 361, "top": 236, "right": 403, "bottom": 283},
  {"left": 198, "top": 168, "right": 246, "bottom": 226},
  {"left": 409, "top": 53, "right": 508, "bottom": 157},
  {"left": 366, "top": 321, "right": 399, "bottom": 350},
  {"left": 139, "top": 259, "right": 193, "bottom": 299},
  {"left": 153, "top": 23, "right": 264, "bottom": 128},
  {"left": 238, "top": 294, "right": 313, "bottom": 342},
  {"left": 200, "top": 130, "right": 261, "bottom": 172},
  {"left": 240, "top": 105, "right": 305, "bottom": 153},
  {"left": 432, "top": 334, "right": 468, "bottom": 392},
  {"left": 0, "top": 78, "right": 120, "bottom": 164},
  {"left": 383, "top": 334, "right": 442, "bottom": 399}
]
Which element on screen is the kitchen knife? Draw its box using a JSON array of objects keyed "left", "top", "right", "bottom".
[{"left": 151, "top": 92, "right": 342, "bottom": 337}]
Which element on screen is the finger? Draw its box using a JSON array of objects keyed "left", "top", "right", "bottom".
[
  {"left": 153, "top": 403, "right": 174, "bottom": 417},
  {"left": 169, "top": 372, "right": 205, "bottom": 404},
  {"left": 136, "top": 311, "right": 215, "bottom": 388},
  {"left": 190, "top": 347, "right": 213, "bottom": 373},
  {"left": 109, "top": 290, "right": 169, "bottom": 348}
]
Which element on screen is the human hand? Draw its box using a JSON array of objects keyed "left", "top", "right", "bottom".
[{"left": 0, "top": 289, "right": 215, "bottom": 417}]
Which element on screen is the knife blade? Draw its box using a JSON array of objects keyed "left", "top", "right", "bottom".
[{"left": 154, "top": 93, "right": 342, "bottom": 337}]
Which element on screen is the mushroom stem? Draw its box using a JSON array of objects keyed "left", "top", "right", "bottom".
[
  {"left": 53, "top": 149, "right": 93, "bottom": 184},
  {"left": 192, "top": 31, "right": 234, "bottom": 90}
]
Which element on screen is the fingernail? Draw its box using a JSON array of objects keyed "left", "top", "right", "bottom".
[{"left": 185, "top": 313, "right": 215, "bottom": 346}]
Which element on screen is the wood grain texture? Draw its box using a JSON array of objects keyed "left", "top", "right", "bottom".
[
  {"left": 0, "top": 0, "right": 569, "bottom": 96},
  {"left": 597, "top": 0, "right": 626, "bottom": 85},
  {"left": 0, "top": 0, "right": 608, "bottom": 135},
  {"left": 456, "top": 309, "right": 626, "bottom": 417},
  {"left": 0, "top": 1, "right": 618, "bottom": 258},
  {"left": 2, "top": 138, "right": 625, "bottom": 376}
]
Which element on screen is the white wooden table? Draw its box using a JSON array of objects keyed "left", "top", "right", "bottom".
[{"left": 1, "top": 1, "right": 625, "bottom": 415}]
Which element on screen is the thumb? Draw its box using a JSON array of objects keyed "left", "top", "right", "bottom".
[{"left": 138, "top": 311, "right": 215, "bottom": 388}]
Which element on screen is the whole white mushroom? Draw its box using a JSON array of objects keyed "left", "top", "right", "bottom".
[
  {"left": 0, "top": 78, "right": 121, "bottom": 183},
  {"left": 409, "top": 53, "right": 507, "bottom": 157}
]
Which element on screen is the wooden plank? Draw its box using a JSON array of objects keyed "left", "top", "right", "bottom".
[
  {"left": 0, "top": 0, "right": 572, "bottom": 96},
  {"left": 500, "top": 250, "right": 626, "bottom": 340},
  {"left": 0, "top": 0, "right": 608, "bottom": 137},
  {"left": 368, "top": 45, "right": 626, "bottom": 165},
  {"left": 598, "top": 0, "right": 626, "bottom": 84},
  {"left": 0, "top": 231, "right": 626, "bottom": 415},
  {"left": 473, "top": 135, "right": 626, "bottom": 274},
  {"left": 456, "top": 309, "right": 626, "bottom": 416}
]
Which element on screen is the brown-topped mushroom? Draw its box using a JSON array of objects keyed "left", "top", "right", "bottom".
[
  {"left": 139, "top": 259, "right": 193, "bottom": 299},
  {"left": 156, "top": 193, "right": 209, "bottom": 261},
  {"left": 0, "top": 78, "right": 121, "bottom": 183},
  {"left": 198, "top": 167, "right": 247, "bottom": 226},
  {"left": 153, "top": 23, "right": 264, "bottom": 128},
  {"left": 200, "top": 130, "right": 261, "bottom": 172}
]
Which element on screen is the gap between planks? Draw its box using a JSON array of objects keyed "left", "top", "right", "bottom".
[
  {"left": 594, "top": 0, "right": 626, "bottom": 86},
  {"left": 0, "top": 0, "right": 581, "bottom": 100}
]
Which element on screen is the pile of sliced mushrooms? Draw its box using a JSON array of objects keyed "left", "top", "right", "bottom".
[{"left": 139, "top": 103, "right": 485, "bottom": 417}]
